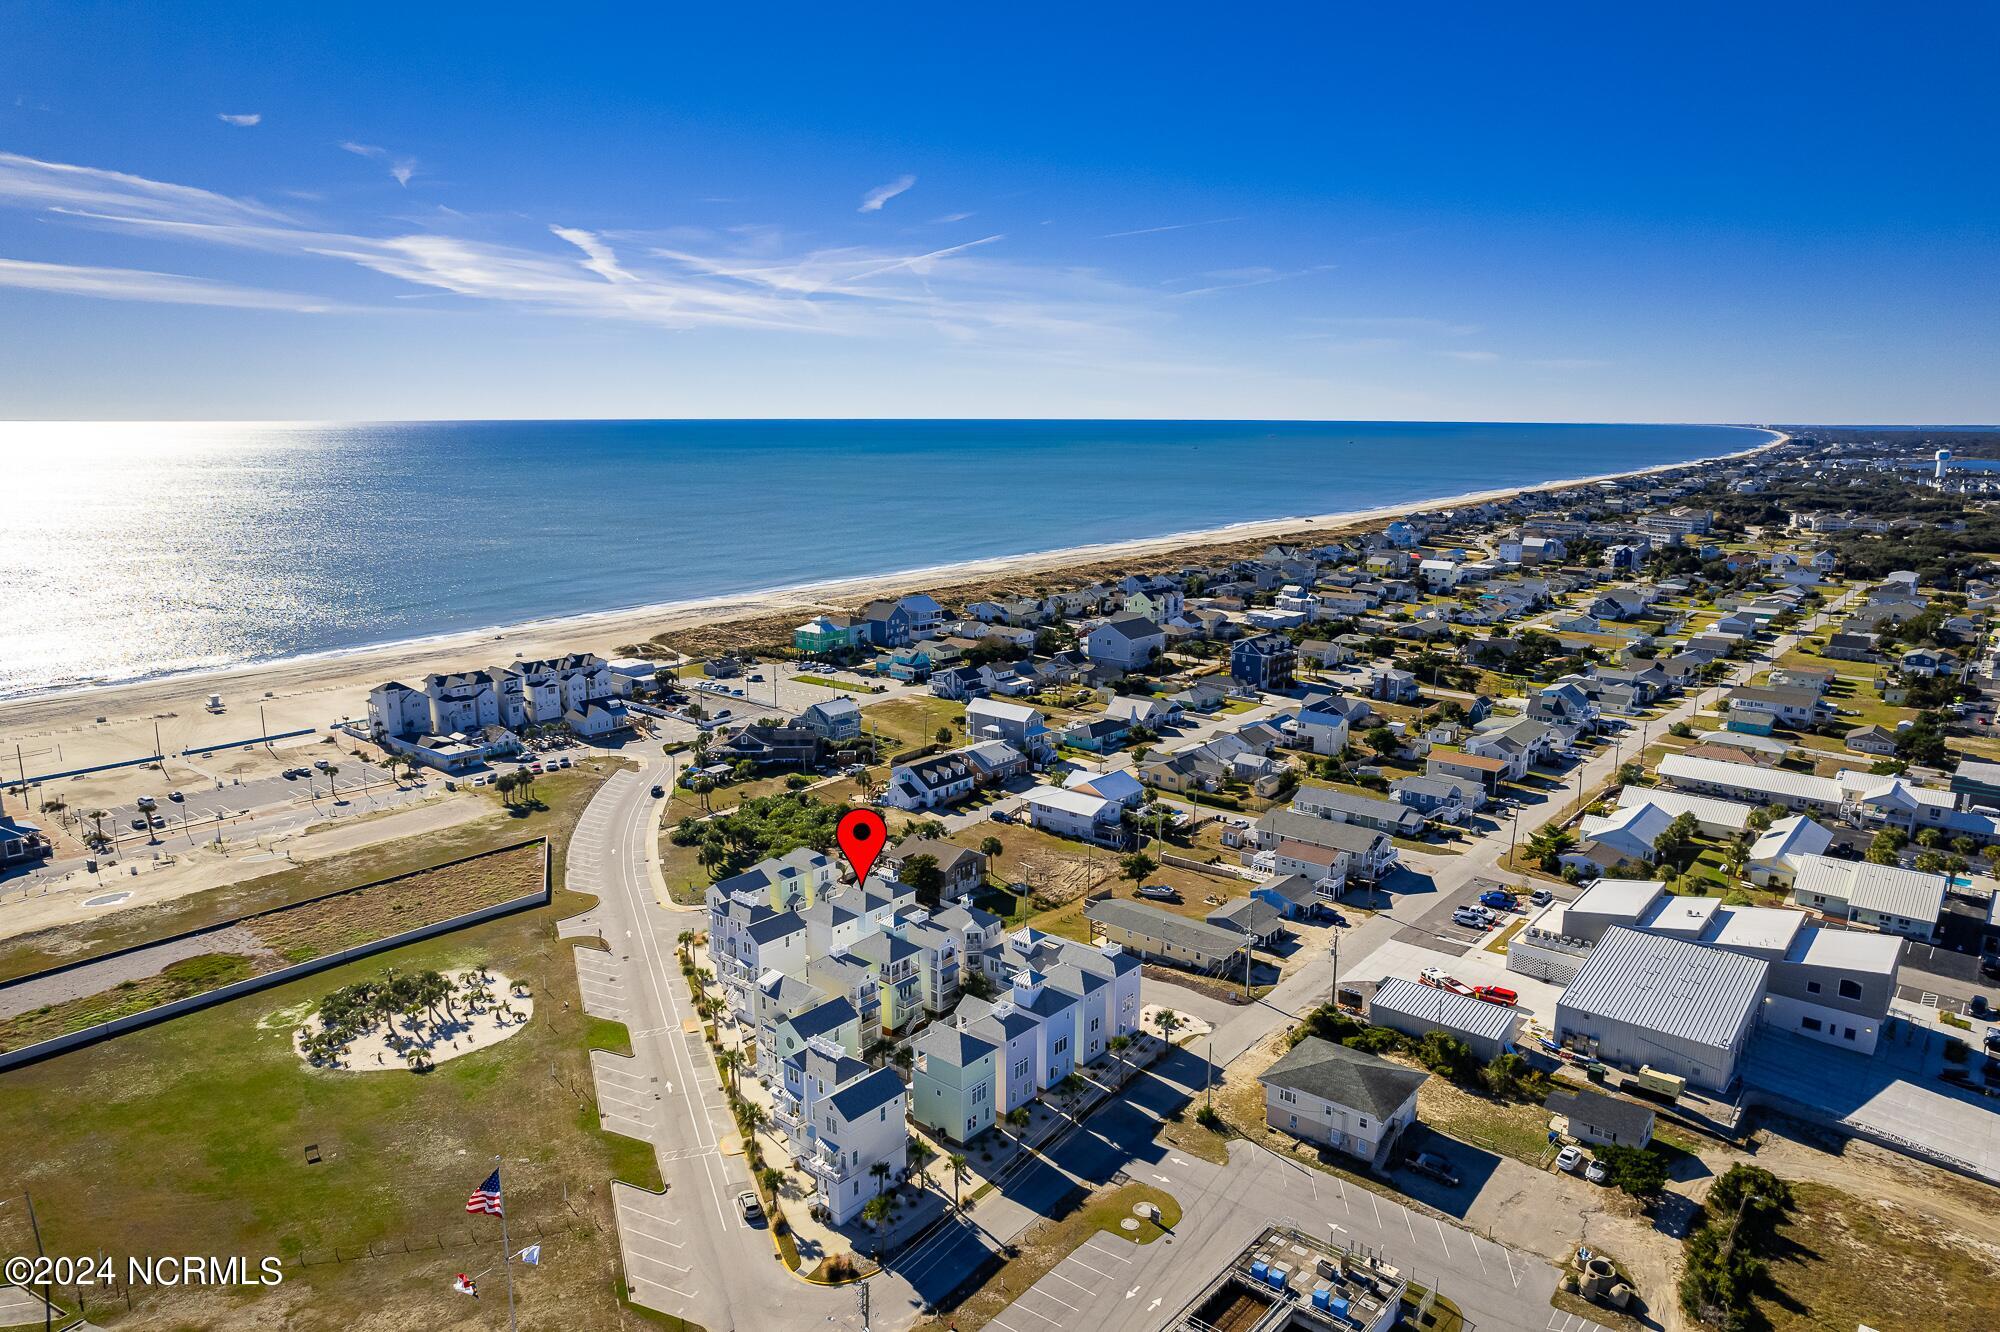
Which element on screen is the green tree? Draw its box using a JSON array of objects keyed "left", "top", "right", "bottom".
[
  {"left": 1595, "top": 1143, "right": 1670, "bottom": 1197},
  {"left": 1865, "top": 828, "right": 1908, "bottom": 865},
  {"left": 979, "top": 835, "right": 1004, "bottom": 861},
  {"left": 947, "top": 1152, "right": 971, "bottom": 1209},
  {"left": 898, "top": 853, "right": 944, "bottom": 903},
  {"left": 1119, "top": 851, "right": 1158, "bottom": 887}
]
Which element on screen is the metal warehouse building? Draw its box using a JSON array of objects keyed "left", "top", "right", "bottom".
[
  {"left": 1367, "top": 976, "right": 1523, "bottom": 1062},
  {"left": 1555, "top": 926, "right": 1768, "bottom": 1093}
]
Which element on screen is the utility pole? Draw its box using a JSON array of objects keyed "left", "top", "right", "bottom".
[{"left": 856, "top": 1279, "right": 871, "bottom": 1332}]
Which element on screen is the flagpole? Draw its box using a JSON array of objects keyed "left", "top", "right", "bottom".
[{"left": 494, "top": 1156, "right": 518, "bottom": 1332}]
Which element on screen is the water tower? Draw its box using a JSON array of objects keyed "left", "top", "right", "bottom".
[{"left": 1936, "top": 448, "right": 1953, "bottom": 480}]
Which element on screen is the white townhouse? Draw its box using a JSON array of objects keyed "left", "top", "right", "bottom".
[
  {"left": 964, "top": 698, "right": 1057, "bottom": 762},
  {"left": 776, "top": 1039, "right": 909, "bottom": 1224}
]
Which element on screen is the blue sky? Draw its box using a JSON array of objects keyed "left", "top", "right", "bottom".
[{"left": 1, "top": 3, "right": 1995, "bottom": 422}]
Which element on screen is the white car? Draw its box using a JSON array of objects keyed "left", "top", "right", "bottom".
[
  {"left": 1452, "top": 906, "right": 1491, "bottom": 928},
  {"left": 1555, "top": 1145, "right": 1585, "bottom": 1174},
  {"left": 1529, "top": 888, "right": 1554, "bottom": 907},
  {"left": 1585, "top": 1158, "right": 1610, "bottom": 1185}
]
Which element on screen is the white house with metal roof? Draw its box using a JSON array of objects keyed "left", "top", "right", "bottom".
[{"left": 1787, "top": 854, "right": 1946, "bottom": 939}]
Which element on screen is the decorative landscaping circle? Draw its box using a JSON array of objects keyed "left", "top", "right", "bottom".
[{"left": 293, "top": 966, "right": 533, "bottom": 1072}]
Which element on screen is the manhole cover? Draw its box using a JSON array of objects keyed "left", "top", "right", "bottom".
[{"left": 1120, "top": 1218, "right": 1140, "bottom": 1231}]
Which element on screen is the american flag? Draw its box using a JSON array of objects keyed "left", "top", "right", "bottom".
[{"left": 465, "top": 1169, "right": 503, "bottom": 1216}]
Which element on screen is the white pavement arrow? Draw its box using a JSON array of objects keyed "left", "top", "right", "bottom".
[
  {"left": 1148, "top": 1298, "right": 1162, "bottom": 1311},
  {"left": 1126, "top": 1287, "right": 1141, "bottom": 1300},
  {"left": 1151, "top": 1174, "right": 1170, "bottom": 1183}
]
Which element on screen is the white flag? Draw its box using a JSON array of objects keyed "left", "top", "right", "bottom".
[{"left": 516, "top": 1244, "right": 541, "bottom": 1266}]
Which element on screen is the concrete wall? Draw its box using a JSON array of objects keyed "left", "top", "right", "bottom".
[{"left": 0, "top": 839, "right": 550, "bottom": 1072}]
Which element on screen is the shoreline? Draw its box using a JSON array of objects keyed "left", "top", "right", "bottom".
[
  {"left": 2, "top": 428, "right": 1782, "bottom": 716},
  {"left": 0, "top": 431, "right": 1782, "bottom": 785}
]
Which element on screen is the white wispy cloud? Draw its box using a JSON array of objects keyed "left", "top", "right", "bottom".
[
  {"left": 218, "top": 112, "right": 262, "bottom": 127},
  {"left": 549, "top": 226, "right": 634, "bottom": 283},
  {"left": 930, "top": 211, "right": 974, "bottom": 224},
  {"left": 0, "top": 153, "right": 1157, "bottom": 349},
  {"left": 340, "top": 140, "right": 417, "bottom": 186},
  {"left": 858, "top": 174, "right": 915, "bottom": 213},
  {"left": 1167, "top": 264, "right": 1335, "bottom": 298},
  {"left": 1100, "top": 217, "right": 1244, "bottom": 240},
  {"left": 0, "top": 256, "right": 337, "bottom": 311},
  {"left": 1439, "top": 349, "right": 1501, "bottom": 362}
]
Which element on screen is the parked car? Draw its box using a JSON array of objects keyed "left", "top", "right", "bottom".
[
  {"left": 135, "top": 794, "right": 158, "bottom": 811},
  {"left": 1472, "top": 984, "right": 1518, "bottom": 1007},
  {"left": 1585, "top": 1158, "right": 1610, "bottom": 1185},
  {"left": 1985, "top": 1026, "right": 2000, "bottom": 1051},
  {"left": 1555, "top": 1145, "right": 1585, "bottom": 1174},
  {"left": 1478, "top": 889, "right": 1516, "bottom": 911},
  {"left": 130, "top": 815, "right": 148, "bottom": 829},
  {"left": 990, "top": 809, "right": 1014, "bottom": 824},
  {"left": 1452, "top": 905, "right": 1491, "bottom": 928},
  {"left": 737, "top": 1191, "right": 763, "bottom": 1224},
  {"left": 1529, "top": 887, "right": 1554, "bottom": 907},
  {"left": 167, "top": 790, "right": 184, "bottom": 802},
  {"left": 1135, "top": 884, "right": 1180, "bottom": 901},
  {"left": 1970, "top": 995, "right": 1992, "bottom": 1019},
  {"left": 1405, "top": 1151, "right": 1460, "bottom": 1186}
]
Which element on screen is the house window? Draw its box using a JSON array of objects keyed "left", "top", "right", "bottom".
[
  {"left": 1805, "top": 980, "right": 1821, "bottom": 994},
  {"left": 1278, "top": 1089, "right": 1296, "bottom": 1104},
  {"left": 1839, "top": 979, "right": 1862, "bottom": 1000},
  {"left": 1801, "top": 1016, "right": 1822, "bottom": 1032},
  {"left": 1844, "top": 1027, "right": 1857, "bottom": 1041},
  {"left": 1357, "top": 1118, "right": 1368, "bottom": 1130}
]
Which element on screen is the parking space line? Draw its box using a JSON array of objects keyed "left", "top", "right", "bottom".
[
  {"left": 1066, "top": 1255, "right": 1116, "bottom": 1281},
  {"left": 1029, "top": 1286, "right": 1080, "bottom": 1312},
  {"left": 1007, "top": 1300, "right": 1062, "bottom": 1326},
  {"left": 1432, "top": 1217, "right": 1451, "bottom": 1259},
  {"left": 1082, "top": 1238, "right": 1131, "bottom": 1264},
  {"left": 1045, "top": 1270, "right": 1093, "bottom": 1294}
]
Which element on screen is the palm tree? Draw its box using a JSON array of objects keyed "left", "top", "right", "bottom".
[
  {"left": 84, "top": 808, "right": 108, "bottom": 845},
  {"left": 717, "top": 1048, "right": 741, "bottom": 1093},
  {"left": 906, "top": 1136, "right": 934, "bottom": 1180},
  {"left": 869, "top": 1160, "right": 892, "bottom": 1198},
  {"left": 947, "top": 1152, "right": 970, "bottom": 1210},
  {"left": 1005, "top": 1105, "right": 1032, "bottom": 1138},
  {"left": 742, "top": 1102, "right": 768, "bottom": 1144},
  {"left": 1108, "top": 1033, "right": 1133, "bottom": 1087},
  {"left": 979, "top": 835, "right": 1003, "bottom": 861},
  {"left": 861, "top": 1195, "right": 892, "bottom": 1228},
  {"left": 324, "top": 763, "right": 340, "bottom": 800},
  {"left": 1155, "top": 1009, "right": 1183, "bottom": 1046}
]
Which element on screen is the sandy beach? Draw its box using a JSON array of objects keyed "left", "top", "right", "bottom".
[{"left": 0, "top": 435, "right": 1780, "bottom": 818}]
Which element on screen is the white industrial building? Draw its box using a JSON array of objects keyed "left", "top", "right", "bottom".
[
  {"left": 1366, "top": 977, "right": 1523, "bottom": 1062},
  {"left": 1555, "top": 926, "right": 1769, "bottom": 1092}
]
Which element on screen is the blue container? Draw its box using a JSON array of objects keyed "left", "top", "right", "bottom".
[
  {"left": 1332, "top": 1297, "right": 1350, "bottom": 1319},
  {"left": 1250, "top": 1260, "right": 1269, "bottom": 1283},
  {"left": 1312, "top": 1286, "right": 1332, "bottom": 1310}
]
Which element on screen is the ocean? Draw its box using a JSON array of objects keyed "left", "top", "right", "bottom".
[{"left": 0, "top": 419, "right": 1771, "bottom": 698}]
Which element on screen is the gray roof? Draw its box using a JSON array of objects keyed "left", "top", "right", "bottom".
[
  {"left": 1259, "top": 1036, "right": 1428, "bottom": 1119},
  {"left": 1208, "top": 897, "right": 1285, "bottom": 935},
  {"left": 1083, "top": 898, "right": 1249, "bottom": 960},
  {"left": 1257, "top": 809, "right": 1391, "bottom": 854},
  {"left": 1252, "top": 873, "right": 1320, "bottom": 907},
  {"left": 913, "top": 1023, "right": 996, "bottom": 1067},
  {"left": 1369, "top": 977, "right": 1519, "bottom": 1043},
  {"left": 1544, "top": 1087, "right": 1655, "bottom": 1142},
  {"left": 1558, "top": 926, "right": 1767, "bottom": 1052}
]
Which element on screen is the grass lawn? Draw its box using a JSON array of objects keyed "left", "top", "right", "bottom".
[
  {"left": 1415, "top": 1079, "right": 1555, "bottom": 1165},
  {"left": 1758, "top": 1182, "right": 2000, "bottom": 1331},
  {"left": 0, "top": 770, "right": 611, "bottom": 985},
  {"left": 909, "top": 1182, "right": 1180, "bottom": 1332},
  {"left": 0, "top": 762, "right": 668, "bottom": 1331},
  {"left": 863, "top": 697, "right": 969, "bottom": 753}
]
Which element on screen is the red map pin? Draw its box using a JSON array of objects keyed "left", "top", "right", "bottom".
[{"left": 836, "top": 808, "right": 887, "bottom": 885}]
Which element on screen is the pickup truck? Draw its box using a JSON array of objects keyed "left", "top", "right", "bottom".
[
  {"left": 1405, "top": 1151, "right": 1460, "bottom": 1186},
  {"left": 1478, "top": 889, "right": 1516, "bottom": 911}
]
